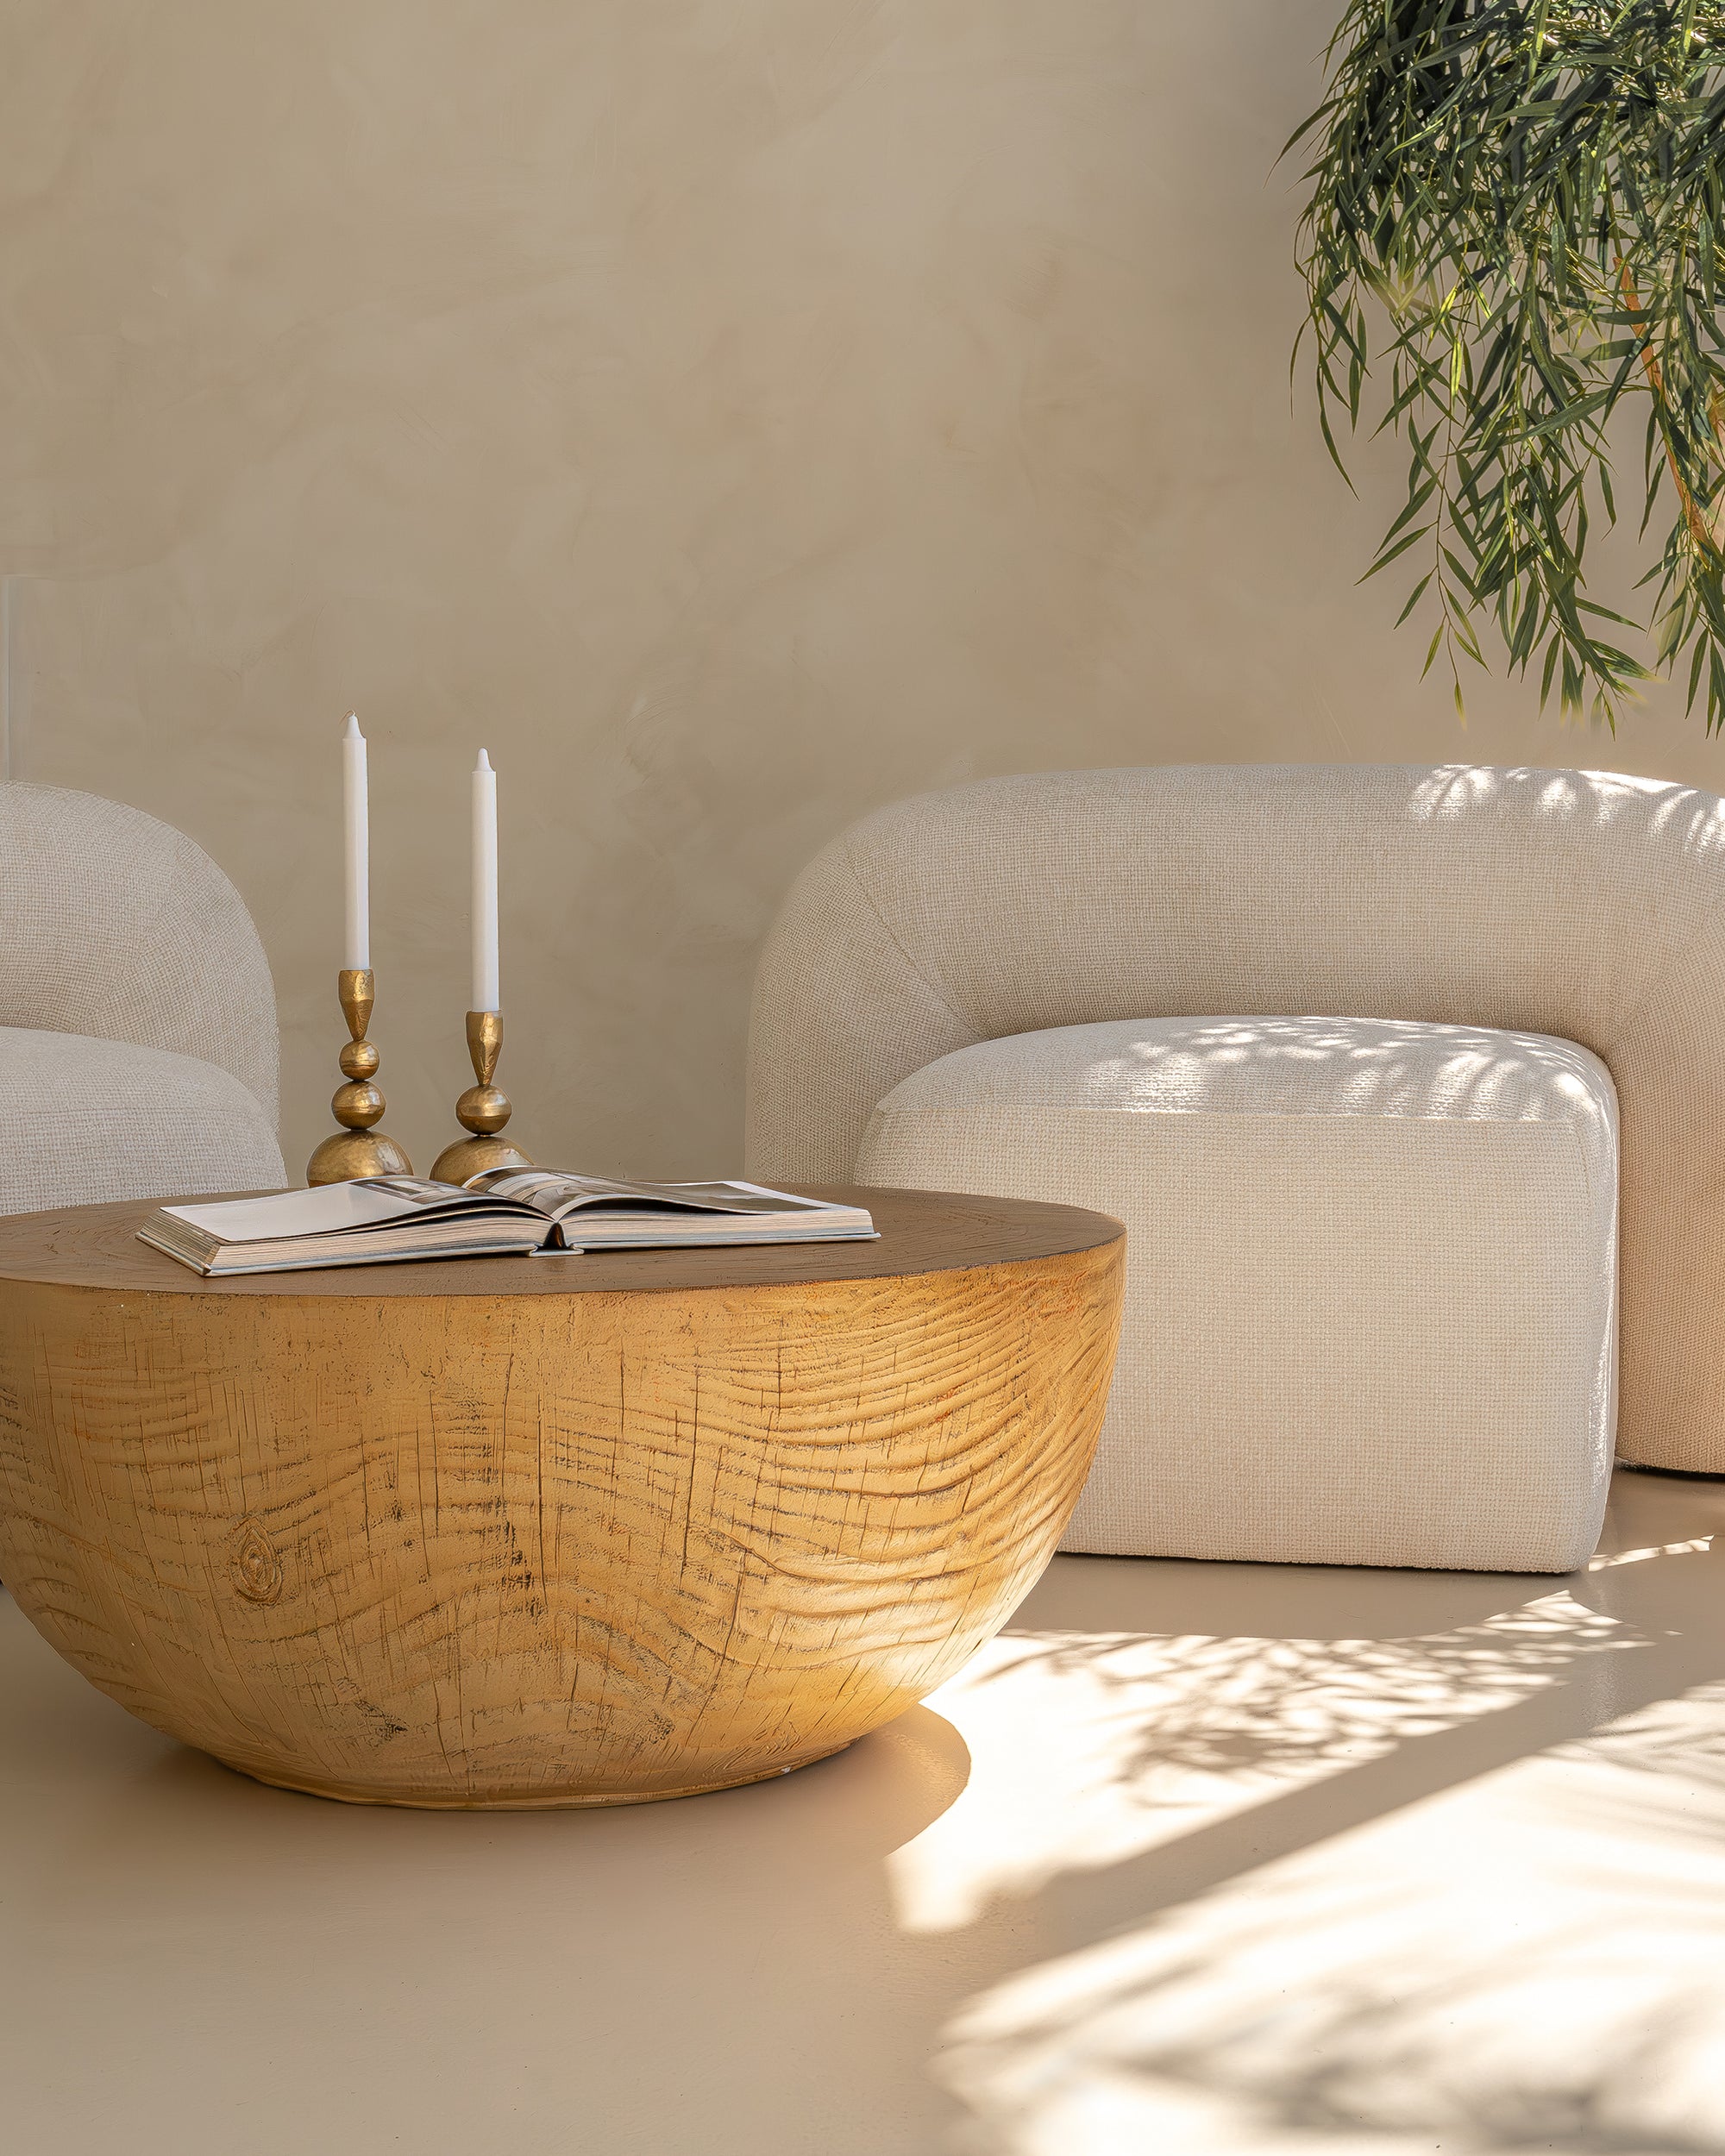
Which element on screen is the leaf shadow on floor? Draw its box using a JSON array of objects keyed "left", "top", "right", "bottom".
[{"left": 928, "top": 1471, "right": 1725, "bottom": 2154}]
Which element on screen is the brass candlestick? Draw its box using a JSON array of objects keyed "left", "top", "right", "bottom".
[
  {"left": 305, "top": 968, "right": 414, "bottom": 1186},
  {"left": 430, "top": 1011, "right": 533, "bottom": 1184}
]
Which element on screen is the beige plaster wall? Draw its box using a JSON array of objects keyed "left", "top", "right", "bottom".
[{"left": 7, "top": 0, "right": 1723, "bottom": 1180}]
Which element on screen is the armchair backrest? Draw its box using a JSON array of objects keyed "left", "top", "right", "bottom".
[
  {"left": 0, "top": 782, "right": 278, "bottom": 1124},
  {"left": 746, "top": 763, "right": 1725, "bottom": 1472}
]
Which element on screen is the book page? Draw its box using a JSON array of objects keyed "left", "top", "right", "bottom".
[
  {"left": 668, "top": 1181, "right": 833, "bottom": 1212},
  {"left": 467, "top": 1171, "right": 837, "bottom": 1219},
  {"left": 162, "top": 1179, "right": 489, "bottom": 1245}
]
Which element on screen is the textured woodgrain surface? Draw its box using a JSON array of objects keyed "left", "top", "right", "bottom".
[
  {"left": 0, "top": 1188, "right": 1123, "bottom": 1807},
  {"left": 0, "top": 1184, "right": 1120, "bottom": 1294}
]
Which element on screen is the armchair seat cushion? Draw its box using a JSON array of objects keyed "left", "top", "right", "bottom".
[
  {"left": 856, "top": 1013, "right": 1617, "bottom": 1571},
  {"left": 0, "top": 1026, "right": 285, "bottom": 1214}
]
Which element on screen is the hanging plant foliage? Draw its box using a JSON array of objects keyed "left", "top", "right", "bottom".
[{"left": 1291, "top": 2, "right": 1725, "bottom": 729}]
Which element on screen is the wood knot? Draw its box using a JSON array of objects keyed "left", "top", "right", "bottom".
[{"left": 229, "top": 1516, "right": 285, "bottom": 1604}]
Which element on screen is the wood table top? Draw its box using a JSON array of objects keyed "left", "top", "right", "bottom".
[{"left": 0, "top": 1184, "right": 1124, "bottom": 1300}]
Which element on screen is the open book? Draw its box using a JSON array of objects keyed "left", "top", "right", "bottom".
[{"left": 137, "top": 1171, "right": 877, "bottom": 1277}]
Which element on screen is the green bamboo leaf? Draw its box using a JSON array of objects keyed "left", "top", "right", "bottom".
[
  {"left": 1362, "top": 526, "right": 1434, "bottom": 580},
  {"left": 1290, "top": 0, "right": 1725, "bottom": 726},
  {"left": 1382, "top": 473, "right": 1440, "bottom": 542},
  {"left": 1541, "top": 631, "right": 1564, "bottom": 704}
]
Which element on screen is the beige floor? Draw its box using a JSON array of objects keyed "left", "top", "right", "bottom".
[{"left": 3, "top": 1465, "right": 1723, "bottom": 2156}]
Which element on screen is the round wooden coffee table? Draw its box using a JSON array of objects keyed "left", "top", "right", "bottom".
[{"left": 0, "top": 1185, "right": 1122, "bottom": 1808}]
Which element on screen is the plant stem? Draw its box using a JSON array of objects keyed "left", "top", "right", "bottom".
[{"left": 1618, "top": 259, "right": 1719, "bottom": 552}]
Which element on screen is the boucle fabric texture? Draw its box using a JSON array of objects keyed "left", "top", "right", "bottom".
[
  {"left": 857, "top": 1015, "right": 1617, "bottom": 1570},
  {"left": 0, "top": 1029, "right": 285, "bottom": 1213},
  {"left": 745, "top": 764, "right": 1709, "bottom": 1476},
  {"left": 0, "top": 783, "right": 283, "bottom": 1211}
]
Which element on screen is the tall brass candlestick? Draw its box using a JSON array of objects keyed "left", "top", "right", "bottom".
[
  {"left": 430, "top": 1011, "right": 533, "bottom": 1185},
  {"left": 305, "top": 968, "right": 414, "bottom": 1185}
]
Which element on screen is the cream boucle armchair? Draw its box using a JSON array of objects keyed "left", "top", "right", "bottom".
[
  {"left": 746, "top": 764, "right": 1722, "bottom": 1573},
  {"left": 0, "top": 782, "right": 285, "bottom": 1213}
]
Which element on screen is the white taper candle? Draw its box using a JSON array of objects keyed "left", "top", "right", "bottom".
[
  {"left": 472, "top": 749, "right": 499, "bottom": 1011},
  {"left": 342, "top": 714, "right": 370, "bottom": 970}
]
